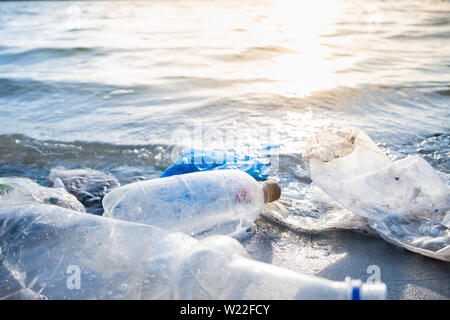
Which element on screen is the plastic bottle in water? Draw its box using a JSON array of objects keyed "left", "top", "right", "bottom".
[
  {"left": 0, "top": 204, "right": 386, "bottom": 300},
  {"left": 102, "top": 170, "right": 281, "bottom": 238}
]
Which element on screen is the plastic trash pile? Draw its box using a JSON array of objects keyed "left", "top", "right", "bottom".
[
  {"left": 303, "top": 128, "right": 450, "bottom": 261},
  {"left": 0, "top": 204, "right": 385, "bottom": 299},
  {"left": 0, "top": 167, "right": 386, "bottom": 300},
  {"left": 1, "top": 127, "right": 447, "bottom": 301}
]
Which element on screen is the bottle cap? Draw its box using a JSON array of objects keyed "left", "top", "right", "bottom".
[
  {"left": 262, "top": 180, "right": 281, "bottom": 203},
  {"left": 359, "top": 283, "right": 387, "bottom": 300},
  {"left": 345, "top": 277, "right": 387, "bottom": 300}
]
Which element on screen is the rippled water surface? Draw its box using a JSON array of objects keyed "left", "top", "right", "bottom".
[{"left": 0, "top": 0, "right": 449, "bottom": 214}]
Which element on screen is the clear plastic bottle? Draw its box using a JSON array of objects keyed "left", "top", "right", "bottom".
[
  {"left": 102, "top": 170, "right": 281, "bottom": 238},
  {"left": 152, "top": 234, "right": 387, "bottom": 300}
]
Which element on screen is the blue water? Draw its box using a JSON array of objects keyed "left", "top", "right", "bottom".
[{"left": 0, "top": 0, "right": 449, "bottom": 206}]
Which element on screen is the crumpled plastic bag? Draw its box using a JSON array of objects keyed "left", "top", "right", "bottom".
[
  {"left": 304, "top": 128, "right": 450, "bottom": 261},
  {"left": 0, "top": 177, "right": 84, "bottom": 212},
  {"left": 263, "top": 186, "right": 375, "bottom": 236},
  {"left": 49, "top": 168, "right": 120, "bottom": 214},
  {"left": 161, "top": 147, "right": 278, "bottom": 181}
]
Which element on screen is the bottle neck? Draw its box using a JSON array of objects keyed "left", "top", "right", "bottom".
[{"left": 261, "top": 180, "right": 281, "bottom": 203}]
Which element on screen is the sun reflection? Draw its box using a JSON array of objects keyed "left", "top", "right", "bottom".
[
  {"left": 59, "top": 0, "right": 360, "bottom": 97},
  {"left": 255, "top": 0, "right": 355, "bottom": 97}
]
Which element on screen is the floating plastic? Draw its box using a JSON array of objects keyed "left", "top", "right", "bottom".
[
  {"left": 49, "top": 168, "right": 120, "bottom": 214},
  {"left": 0, "top": 177, "right": 84, "bottom": 212},
  {"left": 0, "top": 204, "right": 386, "bottom": 300},
  {"left": 160, "top": 148, "right": 275, "bottom": 181},
  {"left": 304, "top": 128, "right": 450, "bottom": 261},
  {"left": 103, "top": 170, "right": 280, "bottom": 238}
]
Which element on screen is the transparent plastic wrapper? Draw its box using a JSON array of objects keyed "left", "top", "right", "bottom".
[
  {"left": 49, "top": 168, "right": 120, "bottom": 213},
  {"left": 263, "top": 186, "right": 375, "bottom": 235},
  {"left": 304, "top": 128, "right": 450, "bottom": 261},
  {"left": 0, "top": 205, "right": 386, "bottom": 300},
  {"left": 103, "top": 170, "right": 280, "bottom": 238},
  {"left": 0, "top": 177, "right": 84, "bottom": 212}
]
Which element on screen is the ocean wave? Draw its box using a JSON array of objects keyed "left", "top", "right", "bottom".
[
  {"left": 214, "top": 45, "right": 297, "bottom": 62},
  {"left": 0, "top": 47, "right": 105, "bottom": 65},
  {"left": 0, "top": 77, "right": 151, "bottom": 101},
  {"left": 387, "top": 31, "right": 450, "bottom": 40},
  {"left": 0, "top": 134, "right": 176, "bottom": 184}
]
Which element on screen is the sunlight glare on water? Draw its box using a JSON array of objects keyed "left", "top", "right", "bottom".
[
  {"left": 0, "top": 0, "right": 448, "bottom": 162},
  {"left": 251, "top": 0, "right": 350, "bottom": 97}
]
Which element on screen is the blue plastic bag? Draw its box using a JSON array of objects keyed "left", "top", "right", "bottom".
[{"left": 160, "top": 147, "right": 278, "bottom": 181}]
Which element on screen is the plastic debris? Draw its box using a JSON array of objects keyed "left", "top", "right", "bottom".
[
  {"left": 160, "top": 148, "right": 277, "bottom": 181},
  {"left": 0, "top": 177, "right": 84, "bottom": 212},
  {"left": 304, "top": 128, "right": 450, "bottom": 261},
  {"left": 163, "top": 233, "right": 386, "bottom": 300},
  {"left": 103, "top": 170, "right": 280, "bottom": 238},
  {"left": 0, "top": 204, "right": 165, "bottom": 299},
  {"left": 0, "top": 204, "right": 386, "bottom": 300},
  {"left": 49, "top": 168, "right": 120, "bottom": 214},
  {"left": 263, "top": 186, "right": 375, "bottom": 236}
]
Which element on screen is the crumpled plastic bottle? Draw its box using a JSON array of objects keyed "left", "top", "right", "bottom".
[
  {"left": 103, "top": 170, "right": 281, "bottom": 238},
  {"left": 49, "top": 168, "right": 120, "bottom": 214},
  {"left": 0, "top": 177, "right": 84, "bottom": 212},
  {"left": 0, "top": 204, "right": 386, "bottom": 300},
  {"left": 304, "top": 128, "right": 450, "bottom": 261}
]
